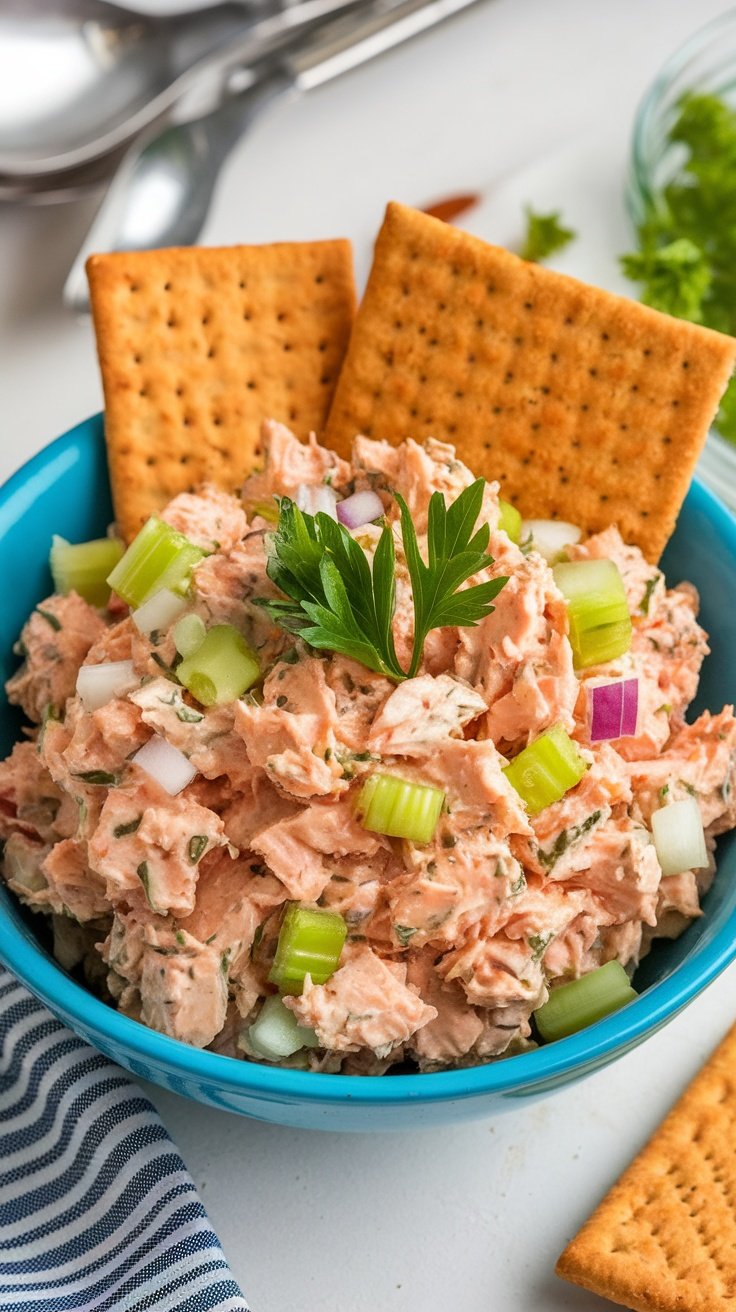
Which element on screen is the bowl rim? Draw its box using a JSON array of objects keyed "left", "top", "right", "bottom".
[{"left": 2, "top": 412, "right": 736, "bottom": 1107}]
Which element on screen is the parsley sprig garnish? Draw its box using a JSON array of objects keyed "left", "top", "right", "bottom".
[{"left": 258, "top": 478, "right": 507, "bottom": 681}]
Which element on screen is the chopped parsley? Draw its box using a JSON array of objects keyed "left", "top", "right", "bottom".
[
  {"left": 72, "top": 770, "right": 119, "bottom": 786},
  {"left": 393, "top": 924, "right": 418, "bottom": 947},
  {"left": 639, "top": 575, "right": 660, "bottom": 615},
  {"left": 176, "top": 704, "right": 204, "bottom": 723},
  {"left": 188, "top": 835, "right": 208, "bottom": 863},
  {"left": 538, "top": 809, "right": 603, "bottom": 870},
  {"left": 520, "top": 206, "right": 577, "bottom": 263},
  {"left": 528, "top": 932, "right": 554, "bottom": 962},
  {"left": 136, "top": 860, "right": 153, "bottom": 906},
  {"left": 113, "top": 816, "right": 142, "bottom": 838},
  {"left": 35, "top": 607, "right": 62, "bottom": 632}
]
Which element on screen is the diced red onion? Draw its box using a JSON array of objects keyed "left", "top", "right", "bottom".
[
  {"left": 76, "top": 660, "right": 137, "bottom": 712},
  {"left": 132, "top": 735, "right": 198, "bottom": 796},
  {"left": 336, "top": 490, "right": 384, "bottom": 529},
  {"left": 522, "top": 518, "right": 582, "bottom": 563},
  {"left": 589, "top": 678, "right": 639, "bottom": 741},
  {"left": 295, "top": 483, "right": 338, "bottom": 519},
  {"left": 651, "top": 797, "right": 708, "bottom": 876},
  {"left": 132, "top": 587, "right": 187, "bottom": 636}
]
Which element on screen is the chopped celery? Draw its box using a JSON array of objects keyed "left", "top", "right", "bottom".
[
  {"left": 503, "top": 723, "right": 588, "bottom": 815},
  {"left": 107, "top": 517, "right": 204, "bottom": 608},
  {"left": 357, "top": 773, "right": 445, "bottom": 844},
  {"left": 269, "top": 904, "right": 347, "bottom": 994},
  {"left": 247, "top": 498, "right": 279, "bottom": 524},
  {"left": 498, "top": 498, "right": 522, "bottom": 544},
  {"left": 50, "top": 534, "right": 125, "bottom": 608},
  {"left": 176, "top": 624, "right": 259, "bottom": 706},
  {"left": 534, "top": 961, "right": 637, "bottom": 1041},
  {"left": 553, "top": 558, "right": 632, "bottom": 669},
  {"left": 248, "top": 994, "right": 319, "bottom": 1058},
  {"left": 173, "top": 613, "right": 207, "bottom": 659}
]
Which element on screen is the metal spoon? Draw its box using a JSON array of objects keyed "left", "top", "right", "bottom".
[
  {"left": 0, "top": 0, "right": 369, "bottom": 179},
  {"left": 63, "top": 0, "right": 484, "bottom": 312}
]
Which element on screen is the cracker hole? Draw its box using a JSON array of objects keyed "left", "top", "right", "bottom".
[
  {"left": 438, "top": 303, "right": 446, "bottom": 312},
  {"left": 163, "top": 282, "right": 171, "bottom": 292},
  {"left": 277, "top": 312, "right": 287, "bottom": 322},
  {"left": 364, "top": 425, "right": 373, "bottom": 436},
  {"left": 318, "top": 340, "right": 327, "bottom": 353},
  {"left": 524, "top": 301, "right": 533, "bottom": 311},
  {"left": 486, "top": 284, "right": 496, "bottom": 295},
  {"left": 564, "top": 315, "right": 573, "bottom": 325},
  {"left": 247, "top": 381, "right": 256, "bottom": 391},
  {"left": 288, "top": 407, "right": 297, "bottom": 421},
  {"left": 682, "top": 359, "right": 690, "bottom": 369},
  {"left": 504, "top": 371, "right": 514, "bottom": 383},
  {"left": 139, "top": 389, "right": 147, "bottom": 398},
  {"left": 419, "top": 326, "right": 426, "bottom": 335},
  {"left": 455, "top": 389, "right": 464, "bottom": 399},
  {"left": 492, "top": 406, "right": 502, "bottom": 415},
  {"left": 550, "top": 352, "right": 558, "bottom": 363},
  {"left": 402, "top": 284, "right": 410, "bottom": 296},
  {"left": 182, "top": 417, "right": 190, "bottom": 428},
  {"left": 180, "top": 455, "right": 189, "bottom": 466},
  {"left": 129, "top": 284, "right": 140, "bottom": 294},
  {"left": 484, "top": 442, "right": 491, "bottom": 450},
  {"left": 202, "top": 315, "right": 209, "bottom": 326},
  {"left": 531, "top": 422, "right": 541, "bottom": 432},
  {"left": 672, "top": 398, "right": 680, "bottom": 407},
  {"left": 146, "top": 456, "right": 156, "bottom": 467},
  {"left": 243, "top": 312, "right": 252, "bottom": 321},
  {"left": 643, "top": 347, "right": 652, "bottom": 357},
  {"left": 514, "top": 335, "right": 523, "bottom": 346},
  {"left": 213, "top": 417, "right": 222, "bottom": 428},
  {"left": 476, "top": 318, "right": 484, "bottom": 329},
  {"left": 175, "top": 387, "right": 183, "bottom": 398},
  {"left": 631, "top": 383, "right": 639, "bottom": 392},
  {"left": 239, "top": 280, "right": 246, "bottom": 290},
  {"left": 207, "top": 348, "right": 215, "bottom": 360},
  {"left": 315, "top": 274, "right": 324, "bottom": 285},
  {"left": 283, "top": 343, "right": 292, "bottom": 353},
  {"left": 394, "top": 320, "right": 403, "bottom": 330},
  {"left": 428, "top": 338, "right": 439, "bottom": 347},
  {"left": 581, "top": 403, "right": 589, "bottom": 412},
  {"left": 620, "top": 423, "right": 628, "bottom": 432},
  {"left": 133, "top": 354, "right": 142, "bottom": 365},
  {"left": 320, "top": 375, "right": 331, "bottom": 386},
  {"left": 448, "top": 424, "right": 457, "bottom": 435},
  {"left": 410, "top": 408, "right": 418, "bottom": 418},
  {"left": 167, "top": 317, "right": 176, "bottom": 329},
  {"left": 589, "top": 368, "right": 598, "bottom": 378},
  {"left": 601, "top": 331, "right": 610, "bottom": 341}
]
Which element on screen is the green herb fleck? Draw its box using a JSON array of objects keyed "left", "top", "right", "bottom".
[
  {"left": 72, "top": 770, "right": 119, "bottom": 786},
  {"left": 679, "top": 779, "right": 697, "bottom": 797},
  {"left": 538, "top": 810, "right": 603, "bottom": 870},
  {"left": 520, "top": 206, "right": 576, "bottom": 263},
  {"left": 176, "top": 705, "right": 204, "bottom": 723},
  {"left": 36, "top": 607, "right": 62, "bottom": 632},
  {"left": 220, "top": 950, "right": 231, "bottom": 976},
  {"left": 639, "top": 576, "right": 660, "bottom": 615},
  {"left": 113, "top": 816, "right": 142, "bottom": 838},
  {"left": 175, "top": 930, "right": 186, "bottom": 947},
  {"left": 137, "top": 861, "right": 153, "bottom": 906},
  {"left": 188, "top": 835, "right": 208, "bottom": 863},
  {"left": 509, "top": 871, "right": 527, "bottom": 896},
  {"left": 528, "top": 932, "right": 554, "bottom": 962},
  {"left": 205, "top": 932, "right": 218, "bottom": 945},
  {"left": 394, "top": 924, "right": 418, "bottom": 947},
  {"left": 659, "top": 783, "right": 670, "bottom": 802}
]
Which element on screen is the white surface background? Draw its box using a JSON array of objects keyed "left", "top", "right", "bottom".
[{"left": 2, "top": 1, "right": 736, "bottom": 1308}]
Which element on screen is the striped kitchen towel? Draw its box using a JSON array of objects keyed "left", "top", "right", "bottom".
[{"left": 0, "top": 967, "right": 250, "bottom": 1312}]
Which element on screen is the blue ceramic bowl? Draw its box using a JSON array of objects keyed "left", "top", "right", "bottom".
[{"left": 1, "top": 414, "right": 736, "bottom": 1131}]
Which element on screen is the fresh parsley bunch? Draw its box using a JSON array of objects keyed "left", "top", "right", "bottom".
[{"left": 258, "top": 478, "right": 507, "bottom": 681}]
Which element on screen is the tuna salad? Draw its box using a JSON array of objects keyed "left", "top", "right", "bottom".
[{"left": 1, "top": 422, "right": 734, "bottom": 1073}]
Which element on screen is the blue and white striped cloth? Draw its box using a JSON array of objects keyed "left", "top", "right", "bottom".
[{"left": 0, "top": 967, "right": 250, "bottom": 1312}]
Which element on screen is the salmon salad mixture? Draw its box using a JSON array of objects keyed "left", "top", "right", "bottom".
[{"left": 1, "top": 422, "right": 735, "bottom": 1073}]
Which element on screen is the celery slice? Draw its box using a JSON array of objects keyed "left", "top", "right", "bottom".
[
  {"left": 107, "top": 517, "right": 204, "bottom": 608},
  {"left": 503, "top": 723, "right": 588, "bottom": 815},
  {"left": 357, "top": 773, "right": 445, "bottom": 844},
  {"left": 269, "top": 904, "right": 347, "bottom": 994},
  {"left": 534, "top": 961, "right": 637, "bottom": 1041},
  {"left": 176, "top": 624, "right": 259, "bottom": 706},
  {"left": 173, "top": 613, "right": 207, "bottom": 659},
  {"left": 50, "top": 535, "right": 125, "bottom": 607},
  {"left": 248, "top": 994, "right": 319, "bottom": 1058},
  {"left": 553, "top": 558, "right": 632, "bottom": 669},
  {"left": 498, "top": 498, "right": 522, "bottom": 544}
]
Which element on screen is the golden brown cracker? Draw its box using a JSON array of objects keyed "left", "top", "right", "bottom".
[
  {"left": 87, "top": 240, "right": 356, "bottom": 541},
  {"left": 325, "top": 202, "right": 736, "bottom": 561},
  {"left": 557, "top": 1021, "right": 736, "bottom": 1311}
]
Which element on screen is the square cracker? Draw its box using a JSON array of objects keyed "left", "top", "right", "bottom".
[
  {"left": 557, "top": 1021, "right": 736, "bottom": 1311},
  {"left": 87, "top": 240, "right": 356, "bottom": 541},
  {"left": 325, "top": 202, "right": 736, "bottom": 561}
]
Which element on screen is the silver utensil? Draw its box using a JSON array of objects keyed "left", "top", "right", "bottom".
[
  {"left": 63, "top": 0, "right": 484, "bottom": 312},
  {"left": 0, "top": 0, "right": 369, "bottom": 179}
]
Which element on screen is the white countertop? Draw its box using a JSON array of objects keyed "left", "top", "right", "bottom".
[{"left": 2, "top": 1, "right": 736, "bottom": 1308}]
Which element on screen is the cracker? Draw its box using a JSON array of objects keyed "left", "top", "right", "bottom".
[
  {"left": 87, "top": 240, "right": 356, "bottom": 541},
  {"left": 557, "top": 1021, "right": 736, "bottom": 1311},
  {"left": 325, "top": 202, "right": 736, "bottom": 560}
]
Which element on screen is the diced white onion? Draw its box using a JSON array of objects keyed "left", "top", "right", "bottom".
[
  {"left": 336, "top": 489, "right": 384, "bottom": 529},
  {"left": 246, "top": 994, "right": 319, "bottom": 1060},
  {"left": 651, "top": 797, "right": 708, "bottom": 876},
  {"left": 132, "top": 735, "right": 198, "bottom": 796},
  {"left": 131, "top": 588, "right": 188, "bottom": 636},
  {"left": 522, "top": 518, "right": 582, "bottom": 564},
  {"left": 295, "top": 483, "right": 338, "bottom": 519},
  {"left": 76, "top": 660, "right": 137, "bottom": 712}
]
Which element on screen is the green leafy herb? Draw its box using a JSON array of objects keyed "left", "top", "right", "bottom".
[
  {"left": 393, "top": 924, "right": 418, "bottom": 947},
  {"left": 188, "top": 835, "right": 208, "bottom": 863},
  {"left": 257, "top": 480, "right": 506, "bottom": 681},
  {"left": 137, "top": 860, "right": 153, "bottom": 906},
  {"left": 175, "top": 930, "right": 186, "bottom": 947},
  {"left": 176, "top": 705, "right": 204, "bottom": 723},
  {"left": 113, "top": 816, "right": 142, "bottom": 838},
  {"left": 528, "top": 932, "right": 554, "bottom": 963},
  {"left": 620, "top": 91, "right": 736, "bottom": 444},
  {"left": 520, "top": 206, "right": 576, "bottom": 263},
  {"left": 538, "top": 809, "right": 603, "bottom": 871},
  {"left": 36, "top": 607, "right": 62, "bottom": 632},
  {"left": 639, "top": 575, "right": 660, "bottom": 615},
  {"left": 72, "top": 770, "right": 119, "bottom": 787}
]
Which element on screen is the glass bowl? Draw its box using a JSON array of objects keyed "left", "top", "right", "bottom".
[{"left": 628, "top": 9, "right": 736, "bottom": 509}]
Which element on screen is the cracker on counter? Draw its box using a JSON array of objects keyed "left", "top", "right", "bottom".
[
  {"left": 324, "top": 202, "right": 736, "bottom": 561},
  {"left": 557, "top": 1021, "right": 736, "bottom": 1311},
  {"left": 87, "top": 240, "right": 356, "bottom": 542}
]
